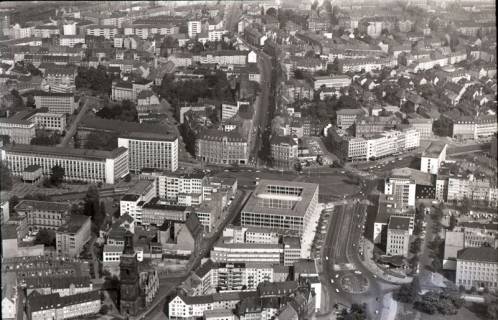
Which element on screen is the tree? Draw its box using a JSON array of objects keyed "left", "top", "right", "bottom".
[
  {"left": 96, "top": 99, "right": 138, "bottom": 122},
  {"left": 49, "top": 165, "right": 65, "bottom": 186},
  {"left": 394, "top": 282, "right": 417, "bottom": 303},
  {"left": 461, "top": 197, "right": 472, "bottom": 214},
  {"left": 449, "top": 215, "right": 458, "bottom": 230},
  {"left": 84, "top": 185, "right": 101, "bottom": 226},
  {"left": 0, "top": 160, "right": 13, "bottom": 191},
  {"left": 431, "top": 257, "right": 442, "bottom": 272},
  {"left": 266, "top": 7, "right": 277, "bottom": 17},
  {"left": 338, "top": 303, "right": 367, "bottom": 320},
  {"left": 85, "top": 131, "right": 118, "bottom": 151},
  {"left": 311, "top": 0, "right": 319, "bottom": 11},
  {"left": 34, "top": 229, "right": 56, "bottom": 247},
  {"left": 30, "top": 130, "right": 61, "bottom": 146}
]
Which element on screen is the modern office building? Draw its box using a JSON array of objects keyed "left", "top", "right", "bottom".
[
  {"left": 196, "top": 129, "right": 249, "bottom": 165},
  {"left": 118, "top": 134, "right": 178, "bottom": 173},
  {"left": 140, "top": 170, "right": 205, "bottom": 205},
  {"left": 455, "top": 247, "right": 498, "bottom": 292},
  {"left": 386, "top": 216, "right": 411, "bottom": 257},
  {"left": 55, "top": 215, "right": 91, "bottom": 257},
  {"left": 420, "top": 141, "right": 447, "bottom": 174},
  {"left": 384, "top": 175, "right": 417, "bottom": 208},
  {"left": 43, "top": 64, "right": 77, "bottom": 93},
  {"left": 120, "top": 180, "right": 156, "bottom": 224},
  {"left": 188, "top": 20, "right": 202, "bottom": 38},
  {"left": 33, "top": 92, "right": 78, "bottom": 114},
  {"left": 241, "top": 180, "right": 319, "bottom": 258},
  {"left": 4, "top": 144, "right": 129, "bottom": 184},
  {"left": 313, "top": 75, "right": 351, "bottom": 90}
]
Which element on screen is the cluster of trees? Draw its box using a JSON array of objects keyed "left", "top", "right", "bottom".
[
  {"left": 84, "top": 131, "right": 118, "bottom": 151},
  {"left": 30, "top": 130, "right": 62, "bottom": 146},
  {"left": 69, "top": 187, "right": 106, "bottom": 235},
  {"left": 158, "top": 70, "right": 235, "bottom": 111},
  {"left": 42, "top": 165, "right": 65, "bottom": 187},
  {"left": 34, "top": 229, "right": 56, "bottom": 247},
  {"left": 0, "top": 89, "right": 25, "bottom": 110},
  {"left": 337, "top": 303, "right": 367, "bottom": 320},
  {"left": 276, "top": 9, "right": 308, "bottom": 30},
  {"left": 0, "top": 161, "right": 12, "bottom": 191},
  {"left": 414, "top": 291, "right": 464, "bottom": 315},
  {"left": 96, "top": 99, "right": 138, "bottom": 122},
  {"left": 75, "top": 66, "right": 114, "bottom": 95},
  {"left": 395, "top": 283, "right": 463, "bottom": 315}
]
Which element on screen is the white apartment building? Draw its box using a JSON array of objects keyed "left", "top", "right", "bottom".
[
  {"left": 59, "top": 35, "right": 85, "bottom": 47},
  {"left": 33, "top": 92, "right": 77, "bottom": 114},
  {"left": 221, "top": 103, "right": 239, "bottom": 121},
  {"left": 117, "top": 135, "right": 178, "bottom": 173},
  {"left": 385, "top": 176, "right": 416, "bottom": 208},
  {"left": 169, "top": 292, "right": 253, "bottom": 319},
  {"left": 208, "top": 29, "right": 227, "bottom": 42},
  {"left": 141, "top": 171, "right": 204, "bottom": 205},
  {"left": 210, "top": 241, "right": 283, "bottom": 265},
  {"left": 456, "top": 247, "right": 498, "bottom": 291},
  {"left": 386, "top": 216, "right": 411, "bottom": 257},
  {"left": 85, "top": 25, "right": 119, "bottom": 39},
  {"left": 420, "top": 141, "right": 447, "bottom": 174},
  {"left": 193, "top": 51, "right": 248, "bottom": 65},
  {"left": 120, "top": 180, "right": 156, "bottom": 224},
  {"left": 4, "top": 144, "right": 129, "bottom": 184},
  {"left": 29, "top": 112, "right": 66, "bottom": 133},
  {"left": 10, "top": 24, "right": 33, "bottom": 39},
  {"left": 475, "top": 115, "right": 497, "bottom": 140},
  {"left": 123, "top": 24, "right": 179, "bottom": 39},
  {"left": 188, "top": 20, "right": 202, "bottom": 38},
  {"left": 103, "top": 244, "right": 124, "bottom": 264},
  {"left": 313, "top": 75, "right": 351, "bottom": 90}
]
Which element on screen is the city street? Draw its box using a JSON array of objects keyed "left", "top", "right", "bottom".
[
  {"left": 58, "top": 95, "right": 97, "bottom": 147},
  {"left": 318, "top": 202, "right": 398, "bottom": 319}
]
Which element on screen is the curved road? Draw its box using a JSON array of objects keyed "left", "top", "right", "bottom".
[{"left": 319, "top": 202, "right": 398, "bottom": 319}]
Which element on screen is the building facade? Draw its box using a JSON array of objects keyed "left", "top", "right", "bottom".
[
  {"left": 56, "top": 215, "right": 91, "bottom": 257},
  {"left": 455, "top": 247, "right": 498, "bottom": 292},
  {"left": 117, "top": 136, "right": 178, "bottom": 173}
]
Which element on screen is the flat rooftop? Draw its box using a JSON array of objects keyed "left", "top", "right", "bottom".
[
  {"left": 4, "top": 144, "right": 127, "bottom": 161},
  {"left": 390, "top": 167, "right": 433, "bottom": 186},
  {"left": 242, "top": 179, "right": 318, "bottom": 218},
  {"left": 388, "top": 216, "right": 411, "bottom": 231},
  {"left": 422, "top": 141, "right": 447, "bottom": 158}
]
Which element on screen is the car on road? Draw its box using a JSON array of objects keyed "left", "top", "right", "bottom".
[
  {"left": 335, "top": 289, "right": 340, "bottom": 293},
  {"left": 354, "top": 270, "right": 362, "bottom": 274},
  {"left": 335, "top": 274, "right": 339, "bottom": 279},
  {"left": 326, "top": 256, "right": 329, "bottom": 260},
  {"left": 375, "top": 310, "right": 379, "bottom": 314},
  {"left": 330, "top": 279, "right": 334, "bottom": 284},
  {"left": 373, "top": 274, "right": 377, "bottom": 278}
]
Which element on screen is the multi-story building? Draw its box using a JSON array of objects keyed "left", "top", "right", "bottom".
[
  {"left": 0, "top": 9, "right": 11, "bottom": 37},
  {"left": 188, "top": 20, "right": 202, "bottom": 38},
  {"left": 211, "top": 240, "right": 283, "bottom": 265},
  {"left": 282, "top": 79, "right": 314, "bottom": 103},
  {"left": 26, "top": 290, "right": 101, "bottom": 320},
  {"left": 123, "top": 24, "right": 179, "bottom": 39},
  {"left": 0, "top": 118, "right": 36, "bottom": 144},
  {"left": 241, "top": 180, "right": 319, "bottom": 258},
  {"left": 313, "top": 75, "right": 351, "bottom": 91},
  {"left": 196, "top": 129, "right": 249, "bottom": 165},
  {"left": 4, "top": 144, "right": 129, "bottom": 184},
  {"left": 340, "top": 58, "right": 397, "bottom": 73},
  {"left": 111, "top": 80, "right": 153, "bottom": 102},
  {"left": 355, "top": 116, "right": 400, "bottom": 137},
  {"left": 193, "top": 51, "right": 248, "bottom": 66},
  {"left": 120, "top": 180, "right": 156, "bottom": 224},
  {"left": 24, "top": 275, "right": 93, "bottom": 297},
  {"left": 455, "top": 247, "right": 498, "bottom": 292},
  {"left": 475, "top": 115, "right": 497, "bottom": 140},
  {"left": 336, "top": 109, "right": 365, "bottom": 129},
  {"left": 373, "top": 194, "right": 415, "bottom": 244},
  {"left": 10, "top": 24, "right": 33, "bottom": 39},
  {"left": 32, "top": 25, "right": 60, "bottom": 38},
  {"left": 85, "top": 25, "right": 119, "bottom": 39},
  {"left": 420, "top": 141, "right": 447, "bottom": 175},
  {"left": 117, "top": 134, "right": 178, "bottom": 173},
  {"left": 56, "top": 215, "right": 91, "bottom": 257},
  {"left": 407, "top": 117, "right": 433, "bottom": 140},
  {"left": 29, "top": 112, "right": 66, "bottom": 133},
  {"left": 270, "top": 135, "right": 298, "bottom": 168},
  {"left": 384, "top": 175, "right": 416, "bottom": 208},
  {"left": 33, "top": 92, "right": 77, "bottom": 114},
  {"left": 386, "top": 216, "right": 411, "bottom": 257},
  {"left": 44, "top": 64, "right": 77, "bottom": 93},
  {"left": 140, "top": 170, "right": 205, "bottom": 205},
  {"left": 15, "top": 200, "right": 70, "bottom": 233},
  {"left": 447, "top": 174, "right": 495, "bottom": 204},
  {"left": 141, "top": 200, "right": 188, "bottom": 226},
  {"left": 59, "top": 35, "right": 85, "bottom": 48}
]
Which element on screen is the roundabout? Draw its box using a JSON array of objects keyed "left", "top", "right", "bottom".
[{"left": 339, "top": 272, "right": 369, "bottom": 294}]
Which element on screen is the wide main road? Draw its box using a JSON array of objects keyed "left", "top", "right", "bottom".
[{"left": 319, "top": 202, "right": 394, "bottom": 319}]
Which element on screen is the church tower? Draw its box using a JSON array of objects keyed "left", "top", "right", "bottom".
[{"left": 119, "top": 232, "right": 141, "bottom": 316}]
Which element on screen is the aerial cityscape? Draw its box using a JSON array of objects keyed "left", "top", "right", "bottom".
[{"left": 0, "top": 1, "right": 496, "bottom": 320}]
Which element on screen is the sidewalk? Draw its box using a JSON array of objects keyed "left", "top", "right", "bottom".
[
  {"left": 360, "top": 239, "right": 412, "bottom": 284},
  {"left": 380, "top": 292, "right": 398, "bottom": 320}
]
